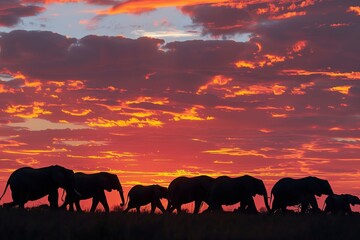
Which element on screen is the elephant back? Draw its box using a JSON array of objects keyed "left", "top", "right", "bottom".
[
  {"left": 72, "top": 172, "right": 100, "bottom": 198},
  {"left": 128, "top": 185, "right": 154, "bottom": 205},
  {"left": 271, "top": 177, "right": 296, "bottom": 196},
  {"left": 167, "top": 176, "right": 214, "bottom": 205},
  {"left": 167, "top": 177, "right": 191, "bottom": 203},
  {"left": 207, "top": 176, "right": 243, "bottom": 206}
]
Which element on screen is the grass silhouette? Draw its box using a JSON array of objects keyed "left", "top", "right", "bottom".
[{"left": 0, "top": 208, "right": 359, "bottom": 240}]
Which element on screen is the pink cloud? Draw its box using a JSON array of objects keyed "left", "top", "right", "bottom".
[{"left": 1, "top": 0, "right": 359, "bottom": 209}]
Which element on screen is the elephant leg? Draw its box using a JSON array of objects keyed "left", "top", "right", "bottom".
[
  {"left": 59, "top": 200, "right": 67, "bottom": 210},
  {"left": 123, "top": 206, "right": 131, "bottom": 213},
  {"left": 271, "top": 198, "right": 284, "bottom": 214},
  {"left": 244, "top": 197, "right": 258, "bottom": 214},
  {"left": 48, "top": 190, "right": 59, "bottom": 208},
  {"left": 68, "top": 203, "right": 74, "bottom": 212},
  {"left": 300, "top": 202, "right": 310, "bottom": 214},
  {"left": 308, "top": 195, "right": 320, "bottom": 212},
  {"left": 151, "top": 203, "right": 156, "bottom": 213},
  {"left": 344, "top": 204, "right": 352, "bottom": 215},
  {"left": 75, "top": 201, "right": 82, "bottom": 212},
  {"left": 11, "top": 190, "right": 26, "bottom": 208},
  {"left": 169, "top": 206, "right": 176, "bottom": 213},
  {"left": 235, "top": 201, "right": 246, "bottom": 213},
  {"left": 194, "top": 200, "right": 202, "bottom": 214},
  {"left": 176, "top": 205, "right": 182, "bottom": 213},
  {"left": 166, "top": 202, "right": 171, "bottom": 212},
  {"left": 154, "top": 199, "right": 166, "bottom": 213},
  {"left": 123, "top": 201, "right": 135, "bottom": 213},
  {"left": 3, "top": 202, "right": 18, "bottom": 208},
  {"left": 238, "top": 197, "right": 251, "bottom": 213},
  {"left": 324, "top": 205, "right": 331, "bottom": 214},
  {"left": 98, "top": 192, "right": 110, "bottom": 212},
  {"left": 90, "top": 198, "right": 100, "bottom": 212},
  {"left": 60, "top": 196, "right": 72, "bottom": 211},
  {"left": 166, "top": 203, "right": 176, "bottom": 213},
  {"left": 209, "top": 204, "right": 222, "bottom": 212},
  {"left": 18, "top": 202, "right": 25, "bottom": 209}
]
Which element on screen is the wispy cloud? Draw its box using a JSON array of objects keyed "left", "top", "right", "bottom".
[{"left": 132, "top": 29, "right": 199, "bottom": 38}]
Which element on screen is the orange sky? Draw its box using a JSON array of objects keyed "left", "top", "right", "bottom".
[{"left": 0, "top": 0, "right": 359, "bottom": 212}]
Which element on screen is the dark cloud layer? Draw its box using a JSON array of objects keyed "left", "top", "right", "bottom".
[
  {"left": 0, "top": 1, "right": 44, "bottom": 27},
  {"left": 182, "top": 0, "right": 360, "bottom": 72}
]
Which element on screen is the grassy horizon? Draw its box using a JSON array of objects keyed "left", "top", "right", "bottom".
[{"left": 0, "top": 208, "right": 360, "bottom": 240}]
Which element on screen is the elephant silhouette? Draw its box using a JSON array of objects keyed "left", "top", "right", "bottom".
[
  {"left": 205, "top": 175, "right": 271, "bottom": 213},
  {"left": 61, "top": 172, "right": 125, "bottom": 212},
  {"left": 0, "top": 165, "right": 76, "bottom": 209},
  {"left": 324, "top": 194, "right": 360, "bottom": 215},
  {"left": 167, "top": 175, "right": 215, "bottom": 214},
  {"left": 123, "top": 184, "right": 168, "bottom": 213},
  {"left": 271, "top": 176, "right": 333, "bottom": 213}
]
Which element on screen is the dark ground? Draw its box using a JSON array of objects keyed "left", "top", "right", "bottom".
[{"left": 0, "top": 208, "right": 359, "bottom": 240}]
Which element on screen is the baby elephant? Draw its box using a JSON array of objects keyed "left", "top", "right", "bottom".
[
  {"left": 324, "top": 194, "right": 360, "bottom": 215},
  {"left": 124, "top": 185, "right": 168, "bottom": 213}
]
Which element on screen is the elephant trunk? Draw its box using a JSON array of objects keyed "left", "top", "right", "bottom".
[
  {"left": 263, "top": 190, "right": 271, "bottom": 213},
  {"left": 258, "top": 180, "right": 271, "bottom": 213},
  {"left": 263, "top": 193, "right": 271, "bottom": 213},
  {"left": 325, "top": 180, "right": 334, "bottom": 196},
  {"left": 119, "top": 189, "right": 125, "bottom": 207}
]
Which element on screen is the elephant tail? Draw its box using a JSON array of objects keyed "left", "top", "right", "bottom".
[{"left": 0, "top": 180, "right": 10, "bottom": 201}]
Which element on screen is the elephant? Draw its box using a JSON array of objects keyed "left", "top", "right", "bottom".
[
  {"left": 123, "top": 184, "right": 168, "bottom": 213},
  {"left": 205, "top": 175, "right": 271, "bottom": 213},
  {"left": 61, "top": 172, "right": 125, "bottom": 212},
  {"left": 324, "top": 194, "right": 360, "bottom": 215},
  {"left": 271, "top": 176, "right": 334, "bottom": 214},
  {"left": 167, "top": 175, "right": 215, "bottom": 214},
  {"left": 0, "top": 165, "right": 76, "bottom": 209}
]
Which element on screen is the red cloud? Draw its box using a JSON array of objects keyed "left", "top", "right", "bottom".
[
  {"left": 105, "top": 0, "right": 222, "bottom": 14},
  {"left": 1, "top": 4, "right": 359, "bottom": 208}
]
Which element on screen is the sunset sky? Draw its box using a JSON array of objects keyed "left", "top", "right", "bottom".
[{"left": 0, "top": 0, "right": 359, "bottom": 211}]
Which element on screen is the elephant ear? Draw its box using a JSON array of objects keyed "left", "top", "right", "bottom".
[
  {"left": 110, "top": 174, "right": 122, "bottom": 191},
  {"left": 51, "top": 166, "right": 68, "bottom": 189},
  {"left": 51, "top": 167, "right": 76, "bottom": 195},
  {"left": 101, "top": 174, "right": 113, "bottom": 191}
]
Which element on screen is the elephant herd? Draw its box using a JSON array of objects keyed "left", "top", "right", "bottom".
[{"left": 0, "top": 166, "right": 359, "bottom": 215}]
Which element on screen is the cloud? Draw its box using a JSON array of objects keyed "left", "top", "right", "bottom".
[
  {"left": 132, "top": 29, "right": 199, "bottom": 38},
  {"left": 104, "top": 0, "right": 222, "bottom": 14},
  {"left": 0, "top": 31, "right": 164, "bottom": 84},
  {"left": 204, "top": 147, "right": 267, "bottom": 157},
  {"left": 181, "top": 0, "right": 360, "bottom": 74},
  {"left": 0, "top": 1, "right": 45, "bottom": 27},
  {"left": 0, "top": 19, "right": 359, "bottom": 201},
  {"left": 6, "top": 118, "right": 90, "bottom": 131},
  {"left": 19, "top": 0, "right": 117, "bottom": 5}
]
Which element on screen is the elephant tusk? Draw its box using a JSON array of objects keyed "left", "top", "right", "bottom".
[{"left": 74, "top": 188, "right": 82, "bottom": 197}]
